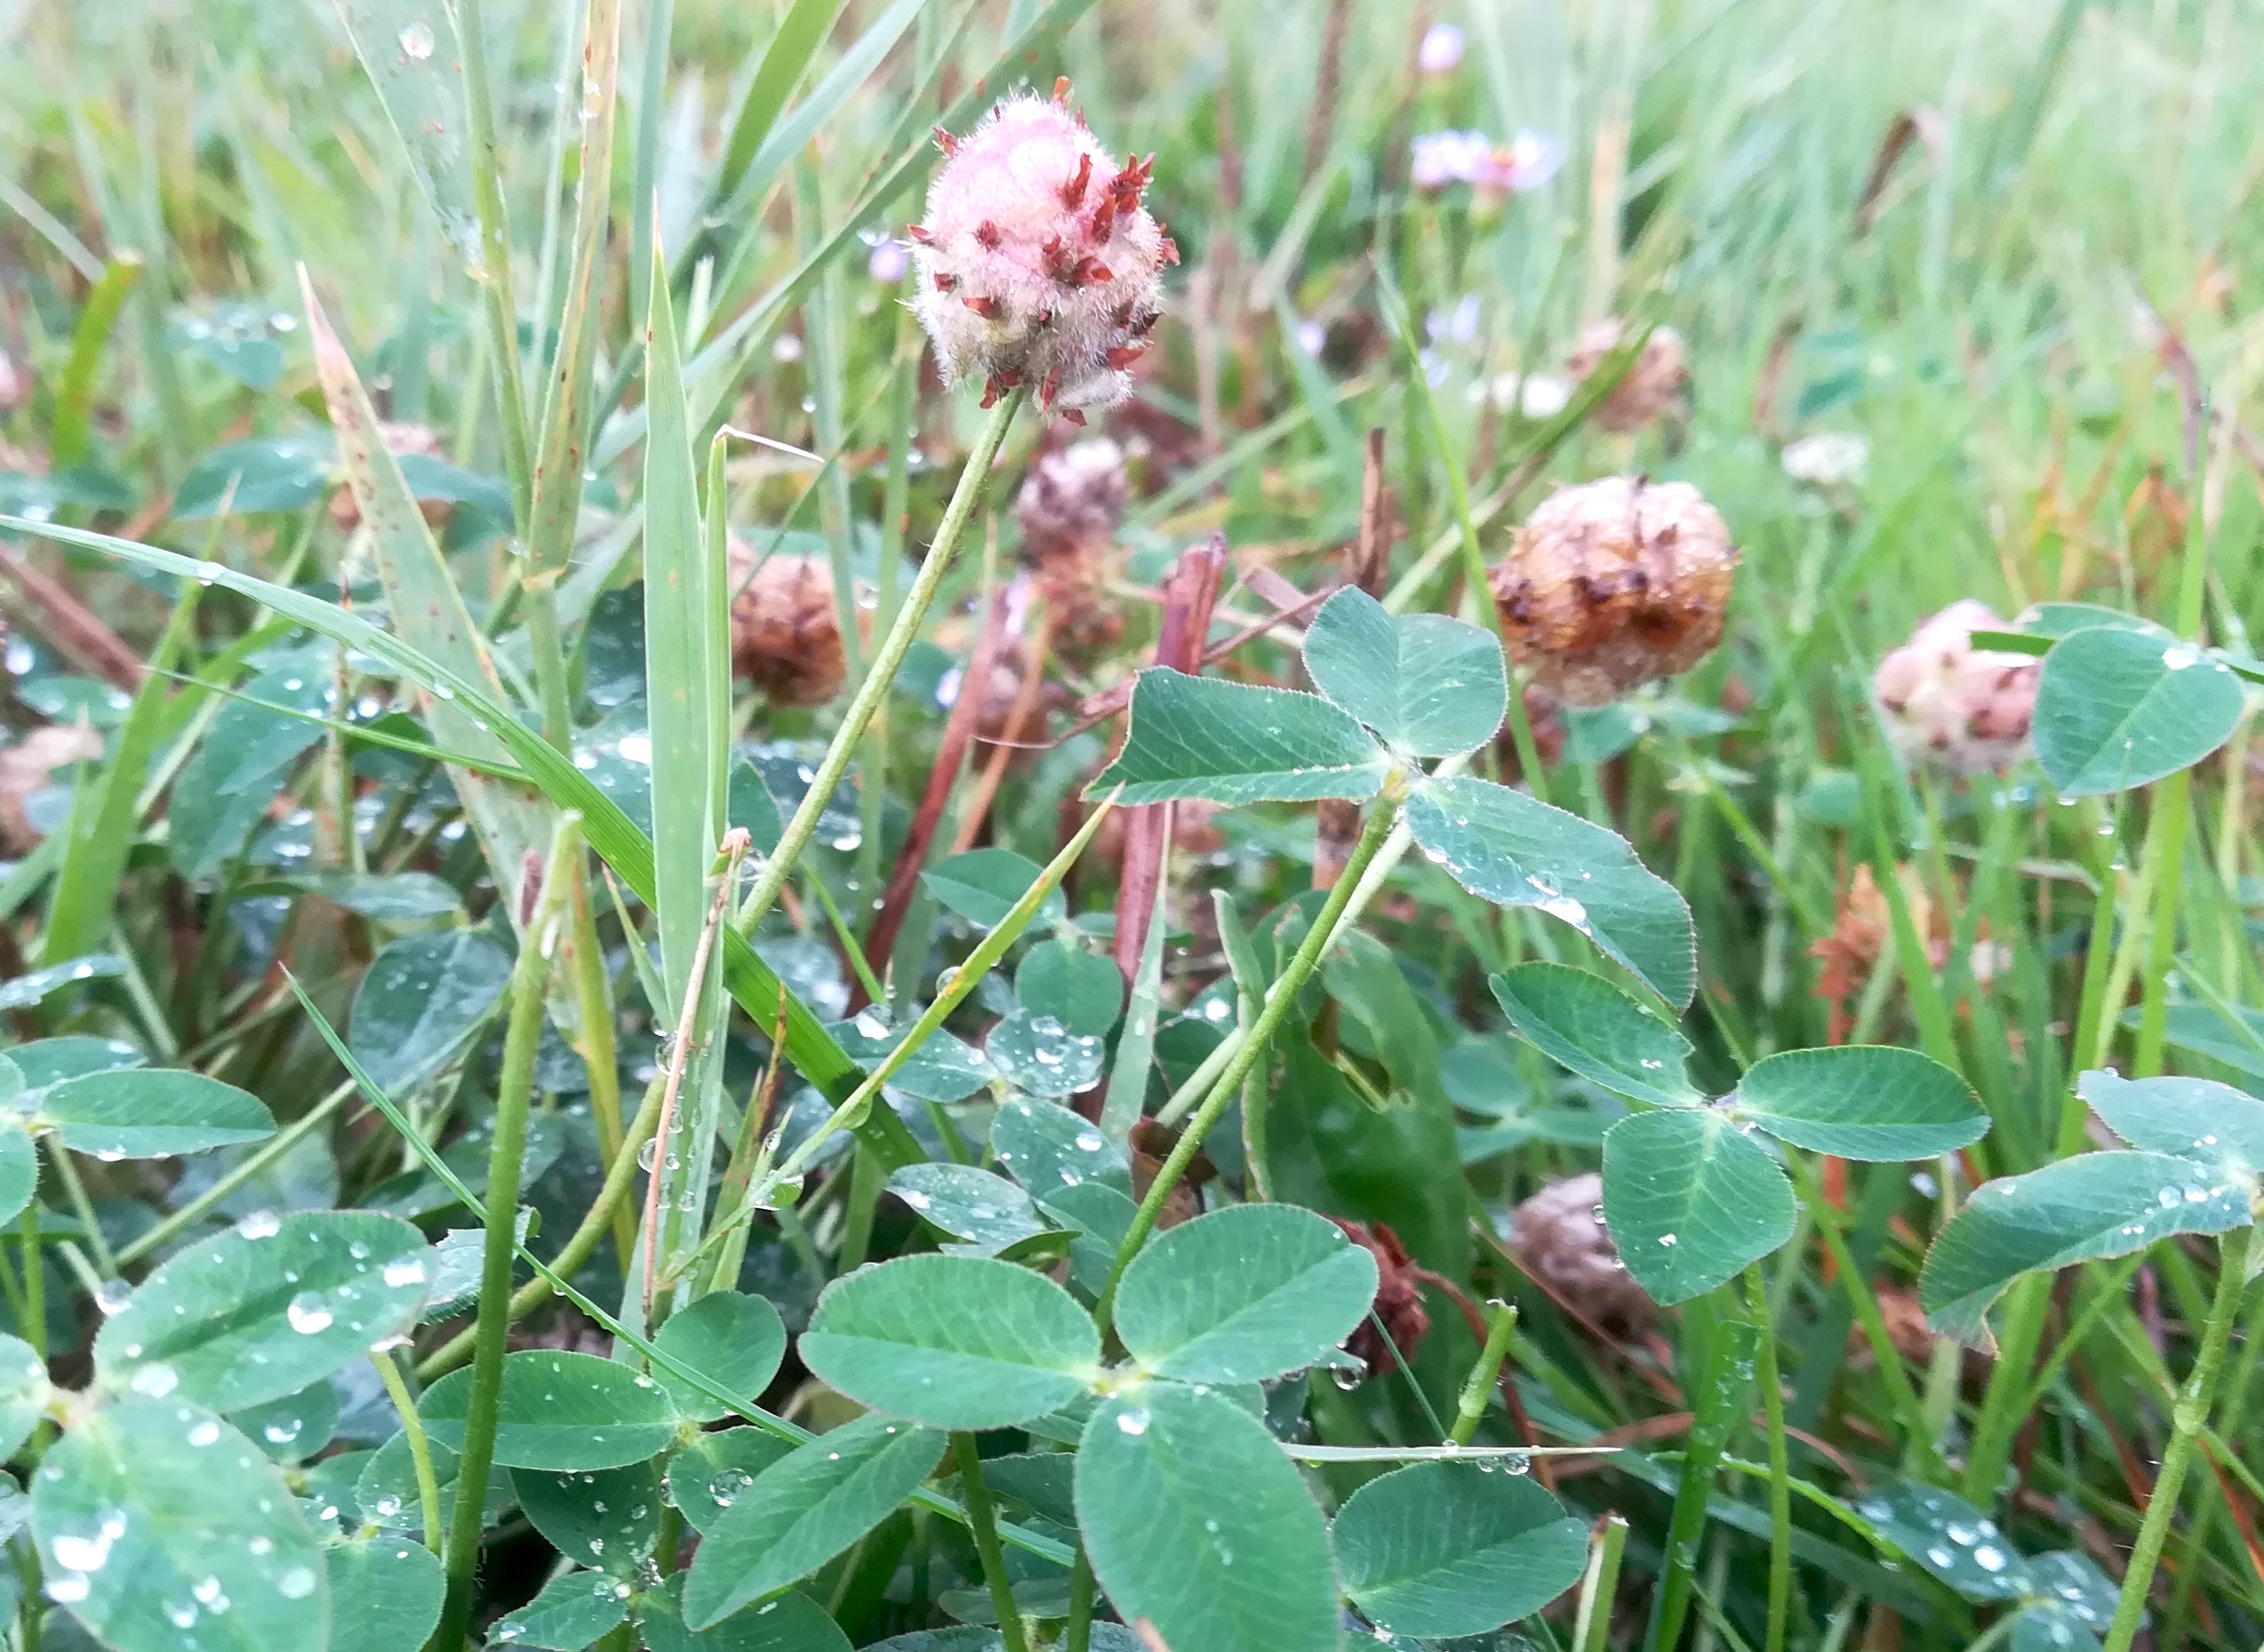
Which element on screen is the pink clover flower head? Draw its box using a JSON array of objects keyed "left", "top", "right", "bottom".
[
  {"left": 1873, "top": 601, "right": 2041, "bottom": 775},
  {"left": 909, "top": 82, "right": 1173, "bottom": 422},
  {"left": 1418, "top": 22, "right": 1465, "bottom": 73}
]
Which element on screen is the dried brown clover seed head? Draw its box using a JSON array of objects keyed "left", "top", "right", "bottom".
[
  {"left": 1327, "top": 1218, "right": 1432, "bottom": 1374},
  {"left": 909, "top": 84, "right": 1172, "bottom": 421},
  {"left": 1013, "top": 439, "right": 1130, "bottom": 662},
  {"left": 1506, "top": 1172, "right": 1653, "bottom": 1335},
  {"left": 1489, "top": 474, "right": 1737, "bottom": 706},
  {"left": 1566, "top": 317, "right": 1688, "bottom": 434},
  {"left": 1035, "top": 555, "right": 1125, "bottom": 665},
  {"left": 727, "top": 548, "right": 847, "bottom": 708},
  {"left": 1873, "top": 601, "right": 2041, "bottom": 775},
  {"left": 1015, "top": 438, "right": 1129, "bottom": 561}
]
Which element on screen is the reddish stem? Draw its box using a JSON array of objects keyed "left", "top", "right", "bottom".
[{"left": 1109, "top": 536, "right": 1227, "bottom": 990}]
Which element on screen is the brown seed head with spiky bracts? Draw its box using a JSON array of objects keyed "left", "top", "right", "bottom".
[
  {"left": 1014, "top": 438, "right": 1131, "bottom": 662},
  {"left": 1015, "top": 438, "right": 1129, "bottom": 560},
  {"left": 1506, "top": 1173, "right": 1655, "bottom": 1338},
  {"left": 726, "top": 548, "right": 849, "bottom": 708},
  {"left": 1566, "top": 317, "right": 1689, "bottom": 434},
  {"left": 909, "top": 82, "right": 1171, "bottom": 421},
  {"left": 1489, "top": 475, "right": 1737, "bottom": 707}
]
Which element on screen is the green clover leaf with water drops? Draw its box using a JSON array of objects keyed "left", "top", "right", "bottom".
[
  {"left": 95, "top": 1211, "right": 433, "bottom": 1413},
  {"left": 33, "top": 1396, "right": 327, "bottom": 1652}
]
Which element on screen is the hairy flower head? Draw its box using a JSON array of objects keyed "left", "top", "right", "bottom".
[
  {"left": 909, "top": 82, "right": 1173, "bottom": 422},
  {"left": 1873, "top": 601, "right": 2039, "bottom": 774}
]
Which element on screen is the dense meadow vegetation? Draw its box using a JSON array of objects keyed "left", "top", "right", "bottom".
[{"left": 2, "top": 0, "right": 2263, "bottom": 1648}]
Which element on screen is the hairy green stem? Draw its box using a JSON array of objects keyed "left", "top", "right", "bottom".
[
  {"left": 953, "top": 1433, "right": 1031, "bottom": 1652},
  {"left": 2162, "top": 1269, "right": 2264, "bottom": 1647},
  {"left": 1095, "top": 789, "right": 1401, "bottom": 1332},
  {"left": 435, "top": 820, "right": 576, "bottom": 1650},
  {"left": 1064, "top": 1549, "right": 1096, "bottom": 1652},
  {"left": 2102, "top": 1225, "right": 2252, "bottom": 1652},
  {"left": 1448, "top": 1300, "right": 1518, "bottom": 1446},
  {"left": 1746, "top": 1267, "right": 1792, "bottom": 1652},
  {"left": 683, "top": 789, "right": 1119, "bottom": 1275},
  {"left": 17, "top": 1205, "right": 43, "bottom": 1362},
  {"left": 417, "top": 1068, "right": 666, "bottom": 1381},
  {"left": 733, "top": 390, "right": 1023, "bottom": 941},
  {"left": 46, "top": 1147, "right": 114, "bottom": 1278},
  {"left": 372, "top": 1350, "right": 445, "bottom": 1553},
  {"left": 561, "top": 860, "right": 635, "bottom": 1274}
]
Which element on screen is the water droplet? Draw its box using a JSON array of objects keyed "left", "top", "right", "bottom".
[
  {"left": 398, "top": 18, "right": 435, "bottom": 59},
  {"left": 129, "top": 1363, "right": 179, "bottom": 1398},
  {"left": 52, "top": 1528, "right": 116, "bottom": 1573},
  {"left": 383, "top": 1258, "right": 427, "bottom": 1288},
  {"left": 236, "top": 1211, "right": 281, "bottom": 1241},
  {"left": 286, "top": 1292, "right": 333, "bottom": 1335},
  {"left": 93, "top": 1280, "right": 131, "bottom": 1316},
  {"left": 709, "top": 1469, "right": 754, "bottom": 1509},
  {"left": 186, "top": 1418, "right": 222, "bottom": 1447},
  {"left": 1114, "top": 1409, "right": 1150, "bottom": 1436},
  {"left": 276, "top": 1567, "right": 316, "bottom": 1600}
]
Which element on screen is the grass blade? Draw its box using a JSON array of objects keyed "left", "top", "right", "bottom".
[
  {"left": 521, "top": 0, "right": 625, "bottom": 747},
  {"left": 331, "top": 0, "right": 485, "bottom": 273},
  {"left": 51, "top": 254, "right": 142, "bottom": 471},
  {"left": 641, "top": 230, "right": 734, "bottom": 1286},
  {"left": 299, "top": 273, "right": 553, "bottom": 920},
  {"left": 42, "top": 587, "right": 199, "bottom": 962},
  {"left": 711, "top": 0, "right": 856, "bottom": 212},
  {"left": 1646, "top": 1320, "right": 1760, "bottom": 1652}
]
